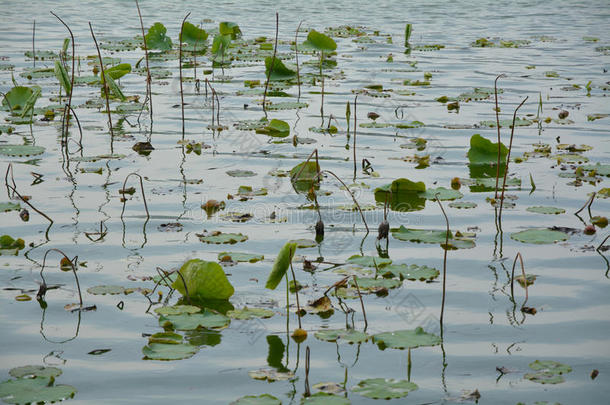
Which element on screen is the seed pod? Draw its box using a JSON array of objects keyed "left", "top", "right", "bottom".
[
  {"left": 19, "top": 208, "right": 29, "bottom": 222},
  {"left": 584, "top": 224, "right": 596, "bottom": 235},
  {"left": 315, "top": 219, "right": 324, "bottom": 237},
  {"left": 378, "top": 220, "right": 389, "bottom": 240}
]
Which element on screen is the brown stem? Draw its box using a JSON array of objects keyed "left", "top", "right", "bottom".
[
  {"left": 32, "top": 20, "right": 36, "bottom": 68},
  {"left": 510, "top": 252, "right": 528, "bottom": 308},
  {"left": 120, "top": 172, "right": 150, "bottom": 219},
  {"left": 304, "top": 346, "right": 311, "bottom": 397},
  {"left": 353, "top": 95, "right": 358, "bottom": 182},
  {"left": 262, "top": 12, "right": 279, "bottom": 118},
  {"left": 50, "top": 12, "right": 75, "bottom": 140},
  {"left": 498, "top": 96, "right": 528, "bottom": 223},
  {"left": 493, "top": 74, "right": 505, "bottom": 199},
  {"left": 5, "top": 164, "right": 54, "bottom": 224},
  {"left": 435, "top": 195, "right": 449, "bottom": 326},
  {"left": 179, "top": 13, "right": 191, "bottom": 139},
  {"left": 574, "top": 192, "right": 595, "bottom": 218},
  {"left": 289, "top": 261, "right": 302, "bottom": 329},
  {"left": 39, "top": 248, "right": 82, "bottom": 307},
  {"left": 352, "top": 275, "right": 368, "bottom": 329},
  {"left": 294, "top": 21, "right": 303, "bottom": 102},
  {"left": 89, "top": 22, "right": 114, "bottom": 146},
  {"left": 135, "top": 0, "right": 153, "bottom": 125},
  {"left": 316, "top": 170, "right": 369, "bottom": 233},
  {"left": 291, "top": 148, "right": 320, "bottom": 184},
  {"left": 319, "top": 51, "right": 324, "bottom": 125}
]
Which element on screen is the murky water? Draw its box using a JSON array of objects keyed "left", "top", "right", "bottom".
[{"left": 1, "top": 0, "right": 609, "bottom": 404}]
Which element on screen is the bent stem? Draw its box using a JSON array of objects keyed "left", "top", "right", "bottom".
[
  {"left": 5, "top": 164, "right": 54, "bottom": 225},
  {"left": 294, "top": 21, "right": 303, "bottom": 102},
  {"left": 50, "top": 12, "right": 75, "bottom": 141},
  {"left": 575, "top": 191, "right": 595, "bottom": 219},
  {"left": 510, "top": 252, "right": 528, "bottom": 309},
  {"left": 352, "top": 275, "right": 368, "bottom": 330},
  {"left": 498, "top": 96, "right": 528, "bottom": 223},
  {"left": 435, "top": 195, "right": 449, "bottom": 326},
  {"left": 39, "top": 248, "right": 82, "bottom": 307},
  {"left": 493, "top": 74, "right": 505, "bottom": 199},
  {"left": 289, "top": 260, "right": 302, "bottom": 329},
  {"left": 89, "top": 22, "right": 114, "bottom": 146},
  {"left": 135, "top": 0, "right": 153, "bottom": 128},
  {"left": 263, "top": 12, "right": 279, "bottom": 118},
  {"left": 120, "top": 172, "right": 150, "bottom": 219}
]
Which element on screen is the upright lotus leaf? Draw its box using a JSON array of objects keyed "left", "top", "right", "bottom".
[
  {"left": 104, "top": 63, "right": 131, "bottom": 80},
  {"left": 352, "top": 378, "right": 418, "bottom": 400},
  {"left": 171, "top": 259, "right": 234, "bottom": 300},
  {"left": 54, "top": 61, "right": 71, "bottom": 95},
  {"left": 290, "top": 160, "right": 321, "bottom": 194},
  {"left": 0, "top": 376, "right": 77, "bottom": 404},
  {"left": 103, "top": 72, "right": 126, "bottom": 101},
  {"left": 212, "top": 34, "right": 232, "bottom": 61},
  {"left": 303, "top": 30, "right": 337, "bottom": 52},
  {"left": 0, "top": 235, "right": 25, "bottom": 255},
  {"left": 373, "top": 327, "right": 442, "bottom": 350},
  {"left": 179, "top": 22, "right": 208, "bottom": 48},
  {"left": 145, "top": 22, "right": 172, "bottom": 51},
  {"left": 467, "top": 134, "right": 508, "bottom": 165},
  {"left": 255, "top": 119, "right": 290, "bottom": 137},
  {"left": 265, "top": 242, "right": 297, "bottom": 290},
  {"left": 265, "top": 57, "right": 296, "bottom": 81},
  {"left": 374, "top": 178, "right": 426, "bottom": 212},
  {"left": 1, "top": 85, "right": 40, "bottom": 116},
  {"left": 219, "top": 22, "right": 242, "bottom": 39}
]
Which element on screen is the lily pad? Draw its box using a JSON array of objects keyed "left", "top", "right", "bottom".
[
  {"left": 351, "top": 277, "right": 401, "bottom": 291},
  {"left": 0, "top": 145, "right": 45, "bottom": 157},
  {"left": 9, "top": 366, "right": 61, "bottom": 379},
  {"left": 227, "top": 307, "right": 275, "bottom": 320},
  {"left": 524, "top": 372, "right": 564, "bottom": 384},
  {"left": 227, "top": 170, "right": 257, "bottom": 177},
  {"left": 171, "top": 259, "right": 234, "bottom": 300},
  {"left": 581, "top": 163, "right": 610, "bottom": 176},
  {"left": 302, "top": 392, "right": 350, "bottom": 404},
  {"left": 303, "top": 30, "right": 337, "bottom": 52},
  {"left": 373, "top": 327, "right": 441, "bottom": 350},
  {"left": 510, "top": 229, "right": 569, "bottom": 244},
  {"left": 154, "top": 305, "right": 200, "bottom": 316},
  {"left": 381, "top": 264, "right": 439, "bottom": 281},
  {"left": 0, "top": 202, "right": 20, "bottom": 212},
  {"left": 449, "top": 202, "right": 477, "bottom": 209},
  {"left": 198, "top": 232, "right": 248, "bottom": 244},
  {"left": 419, "top": 187, "right": 463, "bottom": 201},
  {"left": 256, "top": 119, "right": 290, "bottom": 138},
  {"left": 231, "top": 394, "right": 281, "bottom": 405},
  {"left": 352, "top": 378, "right": 418, "bottom": 400},
  {"left": 346, "top": 255, "right": 392, "bottom": 268},
  {"left": 529, "top": 360, "right": 572, "bottom": 374},
  {"left": 148, "top": 332, "right": 183, "bottom": 344},
  {"left": 248, "top": 368, "right": 294, "bottom": 382},
  {"left": 142, "top": 342, "right": 198, "bottom": 361},
  {"left": 392, "top": 226, "right": 452, "bottom": 243},
  {"left": 314, "top": 328, "right": 368, "bottom": 344},
  {"left": 87, "top": 285, "right": 125, "bottom": 295},
  {"left": 526, "top": 206, "right": 565, "bottom": 215},
  {"left": 160, "top": 309, "right": 230, "bottom": 330},
  {"left": 218, "top": 252, "right": 264, "bottom": 263},
  {"left": 265, "top": 57, "right": 296, "bottom": 81},
  {"left": 0, "top": 377, "right": 76, "bottom": 404}
]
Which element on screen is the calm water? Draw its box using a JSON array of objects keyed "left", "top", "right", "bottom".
[{"left": 1, "top": 0, "right": 609, "bottom": 404}]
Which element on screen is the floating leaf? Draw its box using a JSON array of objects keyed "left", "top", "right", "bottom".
[
  {"left": 374, "top": 178, "right": 426, "bottom": 212},
  {"left": 160, "top": 309, "right": 230, "bottom": 330},
  {"left": 346, "top": 255, "right": 392, "bottom": 268},
  {"left": 227, "top": 307, "right": 275, "bottom": 320},
  {"left": 148, "top": 332, "right": 183, "bottom": 344},
  {"left": 87, "top": 285, "right": 125, "bottom": 295},
  {"left": 581, "top": 163, "right": 610, "bottom": 176},
  {"left": 381, "top": 264, "right": 439, "bottom": 281},
  {"left": 0, "top": 202, "right": 21, "bottom": 212},
  {"left": 449, "top": 202, "right": 477, "bottom": 209},
  {"left": 154, "top": 305, "right": 200, "bottom": 316},
  {"left": 231, "top": 394, "right": 281, "bottom": 405},
  {"left": 0, "top": 377, "right": 76, "bottom": 404},
  {"left": 226, "top": 170, "right": 257, "bottom": 177},
  {"left": 314, "top": 328, "right": 368, "bottom": 344},
  {"left": 248, "top": 368, "right": 294, "bottom": 382},
  {"left": 142, "top": 342, "right": 198, "bottom": 361},
  {"left": 0, "top": 145, "right": 45, "bottom": 157},
  {"left": 198, "top": 232, "right": 248, "bottom": 244},
  {"left": 529, "top": 360, "right": 572, "bottom": 374},
  {"left": 392, "top": 226, "right": 452, "bottom": 243},
  {"left": 302, "top": 392, "right": 350, "bottom": 404},
  {"left": 351, "top": 277, "right": 401, "bottom": 291},
  {"left": 218, "top": 252, "right": 264, "bottom": 263},
  {"left": 352, "top": 378, "right": 418, "bottom": 400},
  {"left": 524, "top": 372, "right": 564, "bottom": 384},
  {"left": 256, "top": 119, "right": 290, "bottom": 138},
  {"left": 373, "top": 327, "right": 441, "bottom": 350},
  {"left": 419, "top": 187, "right": 463, "bottom": 201},
  {"left": 265, "top": 242, "right": 297, "bottom": 290},
  {"left": 9, "top": 366, "right": 61, "bottom": 379},
  {"left": 510, "top": 229, "right": 569, "bottom": 244},
  {"left": 171, "top": 259, "right": 234, "bottom": 300},
  {"left": 526, "top": 206, "right": 565, "bottom": 215},
  {"left": 145, "top": 22, "right": 172, "bottom": 51}
]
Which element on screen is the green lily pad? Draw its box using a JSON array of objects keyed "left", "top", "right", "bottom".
[
  {"left": 526, "top": 206, "right": 565, "bottom": 215},
  {"left": 231, "top": 394, "right": 281, "bottom": 405},
  {"left": 529, "top": 360, "right": 572, "bottom": 374},
  {"left": 524, "top": 372, "right": 564, "bottom": 384},
  {"left": 237, "top": 186, "right": 267, "bottom": 197},
  {"left": 265, "top": 57, "right": 296, "bottom": 81},
  {"left": 142, "top": 342, "right": 198, "bottom": 361},
  {"left": 218, "top": 252, "right": 264, "bottom": 263},
  {"left": 0, "top": 235, "right": 25, "bottom": 256},
  {"left": 1, "top": 85, "right": 40, "bottom": 112},
  {"left": 87, "top": 285, "right": 125, "bottom": 295},
  {"left": 381, "top": 264, "right": 439, "bottom": 281},
  {"left": 314, "top": 328, "right": 369, "bottom": 344},
  {"left": 419, "top": 187, "right": 463, "bottom": 201},
  {"left": 289, "top": 239, "right": 318, "bottom": 248},
  {"left": 581, "top": 163, "right": 610, "bottom": 176},
  {"left": 227, "top": 307, "right": 275, "bottom": 320},
  {"left": 373, "top": 327, "right": 441, "bottom": 350},
  {"left": 226, "top": 170, "right": 257, "bottom": 177},
  {"left": 9, "top": 366, "right": 62, "bottom": 379},
  {"left": 198, "top": 232, "right": 248, "bottom": 244},
  {"left": 180, "top": 22, "right": 208, "bottom": 50},
  {"left": 587, "top": 113, "right": 609, "bottom": 121},
  {"left": 145, "top": 22, "right": 172, "bottom": 51},
  {"left": 303, "top": 30, "right": 337, "bottom": 52},
  {"left": 0, "top": 377, "right": 76, "bottom": 404},
  {"left": 302, "top": 392, "right": 350, "bottom": 404},
  {"left": 374, "top": 178, "right": 426, "bottom": 212},
  {"left": 449, "top": 202, "right": 477, "bottom": 209},
  {"left": 148, "top": 332, "right": 183, "bottom": 344},
  {"left": 392, "top": 226, "right": 452, "bottom": 243},
  {"left": 468, "top": 134, "right": 507, "bottom": 165},
  {"left": 351, "top": 277, "right": 401, "bottom": 291},
  {"left": 0, "top": 145, "right": 45, "bottom": 157},
  {"left": 352, "top": 378, "right": 418, "bottom": 400},
  {"left": 154, "top": 305, "right": 200, "bottom": 316},
  {"left": 290, "top": 161, "right": 320, "bottom": 193},
  {"left": 266, "top": 101, "right": 308, "bottom": 110},
  {"left": 510, "top": 229, "right": 569, "bottom": 244},
  {"left": 171, "top": 259, "right": 234, "bottom": 300},
  {"left": 0, "top": 202, "right": 21, "bottom": 212},
  {"left": 160, "top": 309, "right": 230, "bottom": 330},
  {"left": 256, "top": 119, "right": 290, "bottom": 138},
  {"left": 248, "top": 368, "right": 294, "bottom": 382},
  {"left": 265, "top": 242, "right": 297, "bottom": 290},
  {"left": 346, "top": 255, "right": 392, "bottom": 268}
]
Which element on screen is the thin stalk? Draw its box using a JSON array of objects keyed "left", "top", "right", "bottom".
[
  {"left": 291, "top": 149, "right": 320, "bottom": 183},
  {"left": 179, "top": 13, "right": 191, "bottom": 140},
  {"left": 120, "top": 172, "right": 150, "bottom": 219},
  {"left": 304, "top": 346, "right": 311, "bottom": 397},
  {"left": 435, "top": 195, "right": 449, "bottom": 326},
  {"left": 135, "top": 0, "right": 153, "bottom": 125},
  {"left": 50, "top": 12, "right": 75, "bottom": 138},
  {"left": 315, "top": 170, "right": 369, "bottom": 233},
  {"left": 294, "top": 21, "right": 303, "bottom": 102},
  {"left": 89, "top": 22, "right": 114, "bottom": 144},
  {"left": 353, "top": 95, "right": 358, "bottom": 182},
  {"left": 352, "top": 275, "right": 368, "bottom": 329},
  {"left": 32, "top": 20, "right": 35, "bottom": 68},
  {"left": 575, "top": 192, "right": 595, "bottom": 218},
  {"left": 289, "top": 261, "right": 302, "bottom": 329},
  {"left": 510, "top": 252, "right": 528, "bottom": 308},
  {"left": 39, "top": 248, "right": 82, "bottom": 307},
  {"left": 262, "top": 12, "right": 279, "bottom": 118},
  {"left": 5, "top": 164, "right": 53, "bottom": 224},
  {"left": 493, "top": 74, "right": 505, "bottom": 199},
  {"left": 319, "top": 51, "right": 324, "bottom": 124},
  {"left": 498, "top": 97, "right": 528, "bottom": 222}
]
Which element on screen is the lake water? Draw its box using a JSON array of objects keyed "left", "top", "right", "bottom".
[{"left": 1, "top": 0, "right": 609, "bottom": 404}]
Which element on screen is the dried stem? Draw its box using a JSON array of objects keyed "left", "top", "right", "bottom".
[
  {"left": 5, "top": 164, "right": 54, "bottom": 224},
  {"left": 498, "top": 96, "right": 528, "bottom": 222},
  {"left": 575, "top": 192, "right": 595, "bottom": 218},
  {"left": 262, "top": 12, "right": 279, "bottom": 118},
  {"left": 135, "top": 0, "right": 153, "bottom": 125},
  {"left": 493, "top": 74, "right": 505, "bottom": 199},
  {"left": 304, "top": 346, "right": 311, "bottom": 397},
  {"left": 120, "top": 172, "right": 150, "bottom": 219},
  {"left": 353, "top": 95, "right": 358, "bottom": 182},
  {"left": 50, "top": 12, "right": 75, "bottom": 140},
  {"left": 32, "top": 20, "right": 35, "bottom": 68},
  {"left": 352, "top": 275, "right": 368, "bottom": 329},
  {"left": 89, "top": 22, "right": 114, "bottom": 144},
  {"left": 39, "top": 248, "right": 82, "bottom": 307},
  {"left": 294, "top": 21, "right": 303, "bottom": 102},
  {"left": 435, "top": 195, "right": 449, "bottom": 326},
  {"left": 179, "top": 12, "right": 191, "bottom": 139},
  {"left": 510, "top": 252, "right": 528, "bottom": 308}
]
